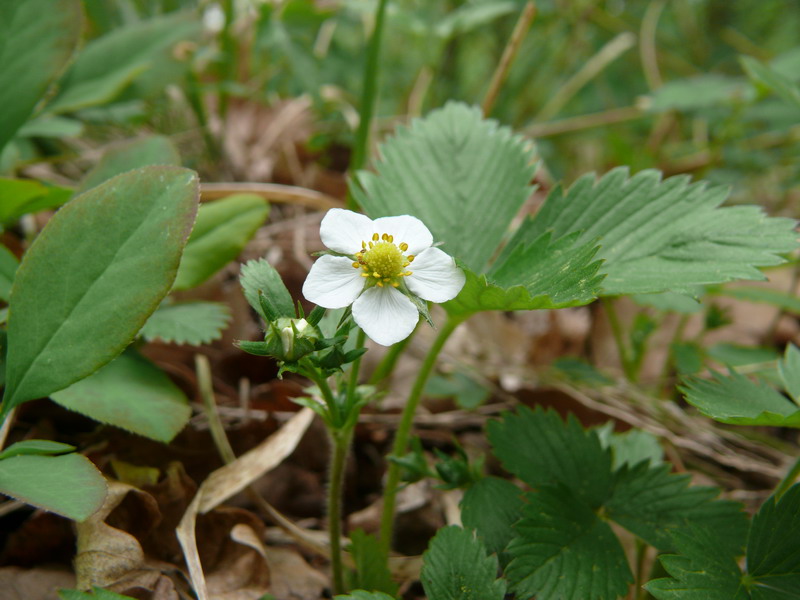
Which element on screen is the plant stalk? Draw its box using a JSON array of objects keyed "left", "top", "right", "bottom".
[
  {"left": 327, "top": 428, "right": 351, "bottom": 595},
  {"left": 603, "top": 297, "right": 636, "bottom": 381},
  {"left": 379, "top": 315, "right": 464, "bottom": 552}
]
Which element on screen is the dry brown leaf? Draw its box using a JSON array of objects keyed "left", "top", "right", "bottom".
[
  {"left": 204, "top": 522, "right": 270, "bottom": 600},
  {"left": 262, "top": 545, "right": 327, "bottom": 600},
  {"left": 177, "top": 408, "right": 315, "bottom": 600},
  {"left": 0, "top": 566, "right": 74, "bottom": 600}
]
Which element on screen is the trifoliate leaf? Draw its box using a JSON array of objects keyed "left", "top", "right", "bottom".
[
  {"left": 607, "top": 462, "right": 748, "bottom": 554},
  {"left": 681, "top": 370, "right": 800, "bottom": 428},
  {"left": 140, "top": 301, "right": 231, "bottom": 345},
  {"left": 240, "top": 258, "right": 296, "bottom": 321},
  {"left": 506, "top": 485, "right": 632, "bottom": 600},
  {"left": 487, "top": 407, "right": 614, "bottom": 507},
  {"left": 779, "top": 344, "right": 800, "bottom": 402},
  {"left": 174, "top": 194, "right": 270, "bottom": 290},
  {"left": 352, "top": 102, "right": 537, "bottom": 272},
  {"left": 421, "top": 526, "right": 506, "bottom": 600},
  {"left": 461, "top": 477, "right": 523, "bottom": 564},
  {"left": 347, "top": 529, "right": 398, "bottom": 597},
  {"left": 523, "top": 168, "right": 797, "bottom": 296}
]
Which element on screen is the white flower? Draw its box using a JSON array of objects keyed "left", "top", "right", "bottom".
[{"left": 302, "top": 209, "right": 466, "bottom": 346}]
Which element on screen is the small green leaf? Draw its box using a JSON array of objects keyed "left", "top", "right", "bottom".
[
  {"left": 347, "top": 529, "right": 399, "bottom": 597},
  {"left": 487, "top": 407, "right": 614, "bottom": 507},
  {"left": 59, "top": 587, "right": 138, "bottom": 600},
  {"left": 0, "top": 244, "right": 18, "bottom": 302},
  {"left": 681, "top": 370, "right": 800, "bottom": 427},
  {"left": 0, "top": 0, "right": 82, "bottom": 153},
  {"left": 0, "top": 453, "right": 106, "bottom": 521},
  {"left": 0, "top": 440, "right": 75, "bottom": 460},
  {"left": 334, "top": 592, "right": 396, "bottom": 600},
  {"left": 717, "top": 286, "right": 800, "bottom": 314},
  {"left": 425, "top": 372, "right": 490, "bottom": 410},
  {"left": 51, "top": 349, "right": 191, "bottom": 443},
  {"left": 595, "top": 423, "right": 663, "bottom": 469},
  {"left": 140, "top": 301, "right": 231, "bottom": 346},
  {"left": 551, "top": 357, "right": 614, "bottom": 386},
  {"left": 76, "top": 135, "right": 181, "bottom": 194},
  {"left": 631, "top": 291, "right": 703, "bottom": 314},
  {"left": 647, "top": 74, "right": 751, "bottom": 112},
  {"left": 506, "top": 485, "right": 632, "bottom": 600},
  {"left": 706, "top": 343, "right": 779, "bottom": 367},
  {"left": 525, "top": 168, "right": 797, "bottom": 296},
  {"left": 461, "top": 477, "right": 524, "bottom": 564},
  {"left": 46, "top": 62, "right": 148, "bottom": 114},
  {"left": 670, "top": 342, "right": 704, "bottom": 376},
  {"left": 2, "top": 166, "right": 198, "bottom": 418},
  {"left": 779, "top": 344, "right": 800, "bottom": 403},
  {"left": 741, "top": 55, "right": 800, "bottom": 108},
  {"left": 174, "top": 194, "right": 270, "bottom": 290},
  {"left": 17, "top": 115, "right": 83, "bottom": 139},
  {"left": 0, "top": 178, "right": 73, "bottom": 225},
  {"left": 352, "top": 102, "right": 537, "bottom": 272},
  {"left": 421, "top": 526, "right": 506, "bottom": 600},
  {"left": 240, "top": 258, "right": 295, "bottom": 321}
]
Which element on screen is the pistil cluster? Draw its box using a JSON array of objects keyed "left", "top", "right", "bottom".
[{"left": 352, "top": 232, "right": 415, "bottom": 288}]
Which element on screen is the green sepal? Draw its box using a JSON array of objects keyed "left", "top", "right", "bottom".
[{"left": 307, "top": 305, "right": 326, "bottom": 326}]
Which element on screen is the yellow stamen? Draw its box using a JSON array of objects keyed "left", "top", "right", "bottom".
[
  {"left": 361, "top": 273, "right": 369, "bottom": 277},
  {"left": 372, "top": 233, "right": 379, "bottom": 241},
  {"left": 388, "top": 235, "right": 394, "bottom": 242},
  {"left": 373, "top": 272, "right": 380, "bottom": 278},
  {"left": 381, "top": 233, "right": 389, "bottom": 241},
  {"left": 377, "top": 281, "right": 383, "bottom": 287},
  {"left": 407, "top": 255, "right": 415, "bottom": 262},
  {"left": 399, "top": 242, "right": 408, "bottom": 252},
  {"left": 352, "top": 262, "right": 360, "bottom": 268},
  {"left": 392, "top": 282, "right": 399, "bottom": 287}
]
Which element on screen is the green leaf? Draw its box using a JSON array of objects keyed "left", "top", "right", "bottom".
[
  {"left": 487, "top": 407, "right": 614, "bottom": 507},
  {"left": 461, "top": 477, "right": 524, "bottom": 563},
  {"left": 746, "top": 485, "right": 800, "bottom": 596},
  {"left": 174, "top": 194, "right": 270, "bottom": 290},
  {"left": 607, "top": 462, "right": 748, "bottom": 554},
  {"left": 779, "top": 344, "right": 800, "bottom": 402},
  {"left": 681, "top": 370, "right": 800, "bottom": 427},
  {"left": 524, "top": 168, "right": 797, "bottom": 295},
  {"left": 140, "top": 301, "right": 231, "bottom": 346},
  {"left": 671, "top": 341, "right": 704, "bottom": 376},
  {"left": 76, "top": 135, "right": 181, "bottom": 194},
  {"left": 0, "top": 0, "right": 82, "bottom": 153},
  {"left": 347, "top": 529, "right": 399, "bottom": 597},
  {"left": 0, "top": 178, "right": 73, "bottom": 225},
  {"left": 1, "top": 166, "right": 198, "bottom": 418},
  {"left": 0, "top": 440, "right": 75, "bottom": 460},
  {"left": 595, "top": 423, "right": 664, "bottom": 469},
  {"left": 0, "top": 244, "right": 18, "bottom": 302},
  {"left": 645, "top": 527, "right": 748, "bottom": 600},
  {"left": 17, "top": 115, "right": 83, "bottom": 139},
  {"left": 425, "top": 372, "right": 490, "bottom": 410},
  {"left": 59, "top": 587, "right": 138, "bottom": 600},
  {"left": 506, "top": 485, "right": 633, "bottom": 600},
  {"left": 647, "top": 75, "right": 752, "bottom": 112},
  {"left": 717, "top": 286, "right": 800, "bottom": 314},
  {"left": 741, "top": 55, "right": 800, "bottom": 108},
  {"left": 52, "top": 12, "right": 201, "bottom": 111},
  {"left": 551, "top": 357, "right": 614, "bottom": 386},
  {"left": 0, "top": 453, "right": 106, "bottom": 521},
  {"left": 50, "top": 349, "right": 191, "bottom": 443},
  {"left": 632, "top": 291, "right": 703, "bottom": 314},
  {"left": 421, "top": 526, "right": 506, "bottom": 600},
  {"left": 334, "top": 592, "right": 396, "bottom": 600},
  {"left": 240, "top": 258, "right": 296, "bottom": 321},
  {"left": 706, "top": 343, "right": 779, "bottom": 367},
  {"left": 352, "top": 102, "right": 537, "bottom": 272}
]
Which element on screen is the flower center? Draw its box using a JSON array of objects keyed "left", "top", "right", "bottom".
[{"left": 352, "top": 233, "right": 415, "bottom": 287}]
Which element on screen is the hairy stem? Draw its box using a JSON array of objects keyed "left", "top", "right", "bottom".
[{"left": 379, "top": 315, "right": 464, "bottom": 552}]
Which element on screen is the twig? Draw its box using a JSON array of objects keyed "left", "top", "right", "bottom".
[
  {"left": 525, "top": 105, "right": 644, "bottom": 137},
  {"left": 482, "top": 1, "right": 537, "bottom": 117},
  {"left": 640, "top": 0, "right": 666, "bottom": 90}
]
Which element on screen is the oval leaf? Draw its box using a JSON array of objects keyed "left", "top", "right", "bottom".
[
  {"left": 0, "top": 453, "right": 106, "bottom": 521},
  {"left": 2, "top": 166, "right": 199, "bottom": 417}
]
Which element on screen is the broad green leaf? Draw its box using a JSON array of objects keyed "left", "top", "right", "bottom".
[
  {"left": 746, "top": 485, "right": 800, "bottom": 596},
  {"left": 461, "top": 477, "right": 524, "bottom": 563},
  {"left": 741, "top": 55, "right": 800, "bottom": 108},
  {"left": 632, "top": 291, "right": 703, "bottom": 314},
  {"left": 1, "top": 166, "right": 198, "bottom": 418},
  {"left": 595, "top": 423, "right": 664, "bottom": 469},
  {"left": 506, "top": 485, "right": 632, "bottom": 600},
  {"left": 645, "top": 527, "right": 749, "bottom": 600},
  {"left": 52, "top": 12, "right": 201, "bottom": 110},
  {"left": 487, "top": 407, "right": 614, "bottom": 507},
  {"left": 59, "top": 587, "right": 137, "bottom": 600},
  {"left": 174, "top": 194, "right": 270, "bottom": 290},
  {"left": 140, "top": 302, "right": 231, "bottom": 346},
  {"left": 425, "top": 372, "right": 490, "bottom": 410},
  {"left": 334, "top": 592, "right": 395, "bottom": 600},
  {"left": 647, "top": 75, "right": 752, "bottom": 112},
  {"left": 671, "top": 341, "right": 704, "bottom": 376},
  {"left": 0, "top": 0, "right": 82, "bottom": 153},
  {"left": 0, "top": 440, "right": 75, "bottom": 460},
  {"left": 434, "top": 2, "right": 517, "bottom": 39},
  {"left": 718, "top": 286, "right": 800, "bottom": 314},
  {"left": 607, "top": 462, "right": 748, "bottom": 554},
  {"left": 681, "top": 370, "right": 800, "bottom": 428},
  {"left": 76, "top": 135, "right": 181, "bottom": 194},
  {"left": 779, "top": 344, "right": 800, "bottom": 402},
  {"left": 17, "top": 115, "right": 84, "bottom": 139},
  {"left": 421, "top": 526, "right": 506, "bottom": 600},
  {"left": 0, "top": 244, "right": 18, "bottom": 302},
  {"left": 240, "top": 258, "right": 295, "bottom": 321},
  {"left": 0, "top": 453, "right": 106, "bottom": 521},
  {"left": 347, "top": 529, "right": 399, "bottom": 597},
  {"left": 706, "top": 343, "right": 779, "bottom": 367},
  {"left": 524, "top": 168, "right": 797, "bottom": 295},
  {"left": 51, "top": 349, "right": 191, "bottom": 443},
  {"left": 0, "top": 178, "right": 73, "bottom": 225},
  {"left": 352, "top": 102, "right": 537, "bottom": 272}
]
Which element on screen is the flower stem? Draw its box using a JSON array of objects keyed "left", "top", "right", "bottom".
[
  {"left": 347, "top": 329, "right": 367, "bottom": 402},
  {"left": 369, "top": 329, "right": 414, "bottom": 386},
  {"left": 602, "top": 297, "right": 635, "bottom": 381},
  {"left": 378, "top": 315, "right": 464, "bottom": 552},
  {"left": 327, "top": 427, "right": 351, "bottom": 595}
]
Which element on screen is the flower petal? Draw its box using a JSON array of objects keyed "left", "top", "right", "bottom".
[
  {"left": 352, "top": 286, "right": 419, "bottom": 346},
  {"left": 320, "top": 208, "right": 375, "bottom": 254},
  {"left": 406, "top": 247, "right": 466, "bottom": 303},
  {"left": 302, "top": 255, "right": 365, "bottom": 308},
  {"left": 372, "top": 215, "right": 433, "bottom": 255}
]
